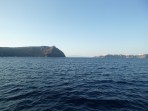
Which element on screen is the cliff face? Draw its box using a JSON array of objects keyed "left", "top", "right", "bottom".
[{"left": 0, "top": 46, "right": 65, "bottom": 57}]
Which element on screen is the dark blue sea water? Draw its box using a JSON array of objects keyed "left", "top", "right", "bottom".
[{"left": 0, "top": 57, "right": 148, "bottom": 111}]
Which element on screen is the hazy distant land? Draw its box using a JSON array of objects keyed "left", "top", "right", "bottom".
[
  {"left": 95, "top": 54, "right": 148, "bottom": 59},
  {"left": 0, "top": 46, "right": 65, "bottom": 57}
]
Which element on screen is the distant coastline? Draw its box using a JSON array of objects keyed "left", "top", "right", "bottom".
[{"left": 95, "top": 54, "right": 148, "bottom": 59}]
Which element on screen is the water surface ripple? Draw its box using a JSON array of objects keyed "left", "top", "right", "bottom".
[{"left": 0, "top": 58, "right": 148, "bottom": 111}]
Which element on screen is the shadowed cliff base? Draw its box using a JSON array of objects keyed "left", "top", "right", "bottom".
[{"left": 0, "top": 46, "right": 65, "bottom": 57}]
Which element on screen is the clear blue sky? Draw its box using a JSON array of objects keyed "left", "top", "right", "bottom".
[{"left": 0, "top": 0, "right": 148, "bottom": 57}]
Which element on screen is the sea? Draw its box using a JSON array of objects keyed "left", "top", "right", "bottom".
[{"left": 0, "top": 57, "right": 148, "bottom": 111}]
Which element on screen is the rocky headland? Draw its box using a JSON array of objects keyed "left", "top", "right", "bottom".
[{"left": 0, "top": 46, "right": 65, "bottom": 57}]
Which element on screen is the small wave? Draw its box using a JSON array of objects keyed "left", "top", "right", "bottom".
[
  {"left": 65, "top": 97, "right": 130, "bottom": 109},
  {"left": 116, "top": 81, "right": 135, "bottom": 85},
  {"left": 6, "top": 90, "right": 42, "bottom": 101},
  {"left": 4, "top": 87, "right": 23, "bottom": 94},
  {"left": 94, "top": 80, "right": 114, "bottom": 84},
  {"left": 13, "top": 99, "right": 33, "bottom": 111}
]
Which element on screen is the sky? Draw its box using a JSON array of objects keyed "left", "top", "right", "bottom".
[{"left": 0, "top": 0, "right": 148, "bottom": 57}]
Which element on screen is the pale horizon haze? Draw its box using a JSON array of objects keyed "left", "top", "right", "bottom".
[{"left": 0, "top": 0, "right": 148, "bottom": 57}]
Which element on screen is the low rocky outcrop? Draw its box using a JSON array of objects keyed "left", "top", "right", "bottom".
[{"left": 0, "top": 46, "right": 65, "bottom": 57}]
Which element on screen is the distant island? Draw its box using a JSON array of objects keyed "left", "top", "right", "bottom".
[
  {"left": 95, "top": 54, "right": 148, "bottom": 59},
  {"left": 0, "top": 46, "right": 65, "bottom": 57}
]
